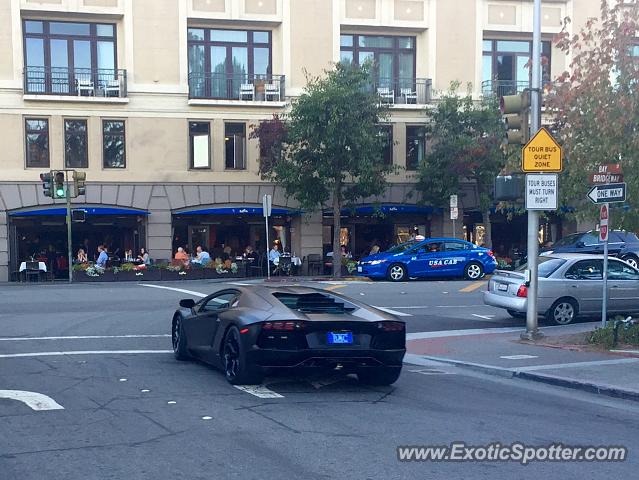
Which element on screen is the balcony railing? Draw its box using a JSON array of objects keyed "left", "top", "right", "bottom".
[
  {"left": 188, "top": 73, "right": 286, "bottom": 102},
  {"left": 374, "top": 77, "right": 432, "bottom": 105},
  {"left": 24, "top": 66, "right": 128, "bottom": 98},
  {"left": 481, "top": 79, "right": 529, "bottom": 98}
]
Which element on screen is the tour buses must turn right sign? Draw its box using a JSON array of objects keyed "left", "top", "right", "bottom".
[{"left": 522, "top": 127, "right": 562, "bottom": 173}]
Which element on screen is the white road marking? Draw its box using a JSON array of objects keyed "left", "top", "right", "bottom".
[
  {"left": 472, "top": 314, "right": 495, "bottom": 320},
  {"left": 516, "top": 358, "right": 639, "bottom": 372},
  {"left": 202, "top": 416, "right": 213, "bottom": 420},
  {"left": 229, "top": 282, "right": 252, "bottom": 286},
  {"left": 372, "top": 306, "right": 412, "bottom": 317},
  {"left": 0, "top": 390, "right": 64, "bottom": 411},
  {"left": 0, "top": 350, "right": 173, "bottom": 359},
  {"left": 407, "top": 327, "right": 522, "bottom": 340},
  {"left": 0, "top": 334, "right": 170, "bottom": 342},
  {"left": 407, "top": 368, "right": 455, "bottom": 375},
  {"left": 167, "top": 401, "right": 177, "bottom": 405},
  {"left": 138, "top": 284, "right": 207, "bottom": 297},
  {"left": 234, "top": 385, "right": 284, "bottom": 398},
  {"left": 376, "top": 305, "right": 487, "bottom": 309},
  {"left": 500, "top": 355, "right": 539, "bottom": 360}
]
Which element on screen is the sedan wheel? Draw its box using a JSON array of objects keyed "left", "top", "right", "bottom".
[
  {"left": 624, "top": 256, "right": 639, "bottom": 269},
  {"left": 387, "top": 264, "right": 407, "bottom": 282},
  {"left": 223, "top": 326, "right": 262, "bottom": 385},
  {"left": 465, "top": 262, "right": 484, "bottom": 280},
  {"left": 547, "top": 299, "right": 578, "bottom": 326}
]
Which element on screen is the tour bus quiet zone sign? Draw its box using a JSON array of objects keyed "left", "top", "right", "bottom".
[
  {"left": 522, "top": 128, "right": 562, "bottom": 173},
  {"left": 525, "top": 173, "right": 558, "bottom": 211}
]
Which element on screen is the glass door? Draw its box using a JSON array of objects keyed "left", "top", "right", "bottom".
[
  {"left": 188, "top": 226, "right": 210, "bottom": 253},
  {"left": 50, "top": 39, "right": 69, "bottom": 93}
]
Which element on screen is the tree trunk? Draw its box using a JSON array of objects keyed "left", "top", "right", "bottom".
[{"left": 332, "top": 181, "right": 342, "bottom": 278}]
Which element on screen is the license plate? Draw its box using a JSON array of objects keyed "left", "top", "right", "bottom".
[
  {"left": 498, "top": 283, "right": 508, "bottom": 292},
  {"left": 327, "top": 332, "right": 353, "bottom": 345},
  {"left": 357, "top": 266, "right": 363, "bottom": 273}
]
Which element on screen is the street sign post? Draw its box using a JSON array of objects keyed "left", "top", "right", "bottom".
[
  {"left": 450, "top": 195, "right": 458, "bottom": 238},
  {"left": 587, "top": 183, "right": 626, "bottom": 204},
  {"left": 521, "top": 127, "right": 562, "bottom": 173},
  {"left": 600, "top": 203, "right": 610, "bottom": 328},
  {"left": 263, "top": 194, "right": 273, "bottom": 279},
  {"left": 525, "top": 173, "right": 558, "bottom": 211}
]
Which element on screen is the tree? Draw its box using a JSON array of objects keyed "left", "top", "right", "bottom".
[
  {"left": 415, "top": 83, "right": 506, "bottom": 218},
  {"left": 549, "top": 0, "right": 639, "bottom": 230},
  {"left": 250, "top": 63, "right": 393, "bottom": 276}
]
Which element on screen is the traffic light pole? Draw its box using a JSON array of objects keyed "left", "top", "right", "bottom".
[
  {"left": 65, "top": 170, "right": 73, "bottom": 283},
  {"left": 522, "top": 0, "right": 543, "bottom": 340}
]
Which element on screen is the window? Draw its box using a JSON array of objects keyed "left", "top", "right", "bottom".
[
  {"left": 25, "top": 118, "right": 49, "bottom": 167},
  {"left": 189, "top": 122, "right": 210, "bottom": 169},
  {"left": 608, "top": 261, "right": 639, "bottom": 280},
  {"left": 379, "top": 125, "right": 393, "bottom": 165},
  {"left": 406, "top": 125, "right": 426, "bottom": 170},
  {"left": 225, "top": 123, "right": 246, "bottom": 170},
  {"left": 444, "top": 242, "right": 468, "bottom": 251},
  {"left": 103, "top": 120, "right": 125, "bottom": 168},
  {"left": 188, "top": 28, "right": 272, "bottom": 99},
  {"left": 340, "top": 34, "right": 416, "bottom": 91},
  {"left": 482, "top": 39, "right": 552, "bottom": 93},
  {"left": 23, "top": 20, "right": 117, "bottom": 95},
  {"left": 565, "top": 260, "right": 603, "bottom": 280},
  {"left": 200, "top": 292, "right": 239, "bottom": 312},
  {"left": 580, "top": 232, "right": 600, "bottom": 246},
  {"left": 64, "top": 119, "right": 88, "bottom": 168}
]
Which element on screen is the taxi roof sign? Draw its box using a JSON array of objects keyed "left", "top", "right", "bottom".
[{"left": 522, "top": 127, "right": 562, "bottom": 173}]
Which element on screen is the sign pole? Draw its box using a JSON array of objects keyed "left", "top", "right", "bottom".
[
  {"left": 65, "top": 170, "right": 73, "bottom": 284},
  {"left": 263, "top": 194, "right": 272, "bottom": 279},
  {"left": 601, "top": 204, "right": 609, "bottom": 328},
  {"left": 522, "top": 0, "right": 543, "bottom": 340}
]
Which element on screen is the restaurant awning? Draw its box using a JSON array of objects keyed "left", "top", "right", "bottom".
[
  {"left": 173, "top": 205, "right": 299, "bottom": 216},
  {"left": 324, "top": 204, "right": 439, "bottom": 216},
  {"left": 9, "top": 206, "right": 150, "bottom": 217}
]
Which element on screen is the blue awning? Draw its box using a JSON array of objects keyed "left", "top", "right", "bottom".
[
  {"left": 325, "top": 204, "right": 438, "bottom": 216},
  {"left": 9, "top": 207, "right": 150, "bottom": 217},
  {"left": 174, "top": 206, "right": 299, "bottom": 216}
]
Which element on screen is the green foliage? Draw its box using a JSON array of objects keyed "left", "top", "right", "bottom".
[
  {"left": 588, "top": 321, "right": 639, "bottom": 349},
  {"left": 415, "top": 82, "right": 506, "bottom": 210},
  {"left": 548, "top": 0, "right": 639, "bottom": 229},
  {"left": 252, "top": 62, "right": 394, "bottom": 276}
]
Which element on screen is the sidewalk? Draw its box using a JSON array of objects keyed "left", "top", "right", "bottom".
[{"left": 406, "top": 322, "right": 639, "bottom": 402}]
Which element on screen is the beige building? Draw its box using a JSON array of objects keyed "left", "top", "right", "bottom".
[{"left": 0, "top": 0, "right": 600, "bottom": 281}]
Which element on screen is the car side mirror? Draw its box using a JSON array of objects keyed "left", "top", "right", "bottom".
[
  {"left": 179, "top": 298, "right": 196, "bottom": 309},
  {"left": 575, "top": 241, "right": 585, "bottom": 248}
]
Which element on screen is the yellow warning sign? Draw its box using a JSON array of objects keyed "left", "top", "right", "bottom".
[{"left": 522, "top": 128, "right": 562, "bottom": 173}]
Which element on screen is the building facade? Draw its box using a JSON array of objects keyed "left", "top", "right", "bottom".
[{"left": 0, "top": 0, "right": 600, "bottom": 281}]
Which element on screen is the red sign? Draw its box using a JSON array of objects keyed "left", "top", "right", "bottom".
[
  {"left": 598, "top": 164, "right": 623, "bottom": 174},
  {"left": 600, "top": 204, "right": 609, "bottom": 242},
  {"left": 590, "top": 173, "right": 624, "bottom": 184}
]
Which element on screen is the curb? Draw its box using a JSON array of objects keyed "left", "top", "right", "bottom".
[{"left": 410, "top": 354, "right": 639, "bottom": 403}]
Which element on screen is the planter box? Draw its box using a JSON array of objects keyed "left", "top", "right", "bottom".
[
  {"left": 115, "top": 269, "right": 161, "bottom": 281},
  {"left": 160, "top": 269, "right": 204, "bottom": 281},
  {"left": 73, "top": 271, "right": 115, "bottom": 282}
]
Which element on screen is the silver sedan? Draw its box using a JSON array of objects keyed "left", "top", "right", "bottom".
[{"left": 483, "top": 253, "right": 639, "bottom": 325}]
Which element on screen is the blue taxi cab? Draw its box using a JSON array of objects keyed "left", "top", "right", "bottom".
[{"left": 356, "top": 238, "right": 497, "bottom": 281}]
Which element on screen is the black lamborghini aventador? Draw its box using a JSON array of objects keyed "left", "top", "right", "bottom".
[{"left": 171, "top": 285, "right": 406, "bottom": 385}]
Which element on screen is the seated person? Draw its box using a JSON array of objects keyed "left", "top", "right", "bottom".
[
  {"left": 192, "top": 246, "right": 211, "bottom": 266},
  {"left": 174, "top": 247, "right": 189, "bottom": 263},
  {"left": 268, "top": 243, "right": 281, "bottom": 265},
  {"left": 244, "top": 245, "right": 258, "bottom": 261},
  {"left": 76, "top": 248, "right": 88, "bottom": 263},
  {"left": 96, "top": 246, "right": 108, "bottom": 268}
]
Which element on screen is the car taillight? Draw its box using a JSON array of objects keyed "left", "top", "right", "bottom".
[
  {"left": 488, "top": 250, "right": 495, "bottom": 258},
  {"left": 262, "top": 321, "right": 306, "bottom": 331},
  {"left": 378, "top": 321, "right": 405, "bottom": 332},
  {"left": 516, "top": 285, "right": 528, "bottom": 298}
]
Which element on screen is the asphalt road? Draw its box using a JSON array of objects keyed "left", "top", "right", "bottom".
[{"left": 1, "top": 279, "right": 638, "bottom": 479}]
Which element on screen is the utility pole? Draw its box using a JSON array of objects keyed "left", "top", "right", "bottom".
[
  {"left": 65, "top": 170, "right": 73, "bottom": 283},
  {"left": 522, "top": 0, "right": 543, "bottom": 340}
]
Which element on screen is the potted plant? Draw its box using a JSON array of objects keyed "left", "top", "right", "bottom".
[{"left": 72, "top": 263, "right": 114, "bottom": 282}]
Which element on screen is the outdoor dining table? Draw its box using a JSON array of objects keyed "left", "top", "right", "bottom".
[{"left": 19, "top": 261, "right": 47, "bottom": 272}]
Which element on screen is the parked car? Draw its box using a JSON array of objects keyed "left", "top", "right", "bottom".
[
  {"left": 541, "top": 230, "right": 639, "bottom": 269},
  {"left": 356, "top": 238, "right": 497, "bottom": 281},
  {"left": 171, "top": 285, "right": 406, "bottom": 385},
  {"left": 484, "top": 253, "right": 639, "bottom": 325}
]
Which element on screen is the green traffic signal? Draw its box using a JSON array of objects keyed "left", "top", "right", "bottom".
[{"left": 53, "top": 171, "right": 66, "bottom": 198}]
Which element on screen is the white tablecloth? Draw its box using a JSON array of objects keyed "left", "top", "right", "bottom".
[
  {"left": 273, "top": 256, "right": 301, "bottom": 266},
  {"left": 19, "top": 262, "right": 47, "bottom": 272}
]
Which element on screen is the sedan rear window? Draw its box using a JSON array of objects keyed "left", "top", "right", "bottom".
[{"left": 516, "top": 257, "right": 566, "bottom": 278}]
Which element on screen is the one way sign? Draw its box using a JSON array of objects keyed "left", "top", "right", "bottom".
[{"left": 587, "top": 183, "right": 627, "bottom": 204}]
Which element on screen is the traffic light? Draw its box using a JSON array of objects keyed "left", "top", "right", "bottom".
[
  {"left": 500, "top": 91, "right": 530, "bottom": 145},
  {"left": 53, "top": 170, "right": 66, "bottom": 199},
  {"left": 40, "top": 171, "right": 53, "bottom": 198},
  {"left": 73, "top": 171, "right": 86, "bottom": 197}
]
